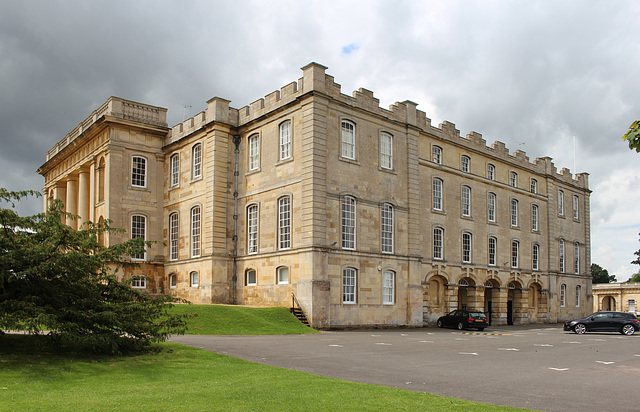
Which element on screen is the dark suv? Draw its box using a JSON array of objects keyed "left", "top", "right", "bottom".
[
  {"left": 437, "top": 309, "right": 488, "bottom": 331},
  {"left": 564, "top": 311, "right": 639, "bottom": 335}
]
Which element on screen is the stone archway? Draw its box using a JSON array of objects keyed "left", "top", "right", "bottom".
[
  {"left": 507, "top": 280, "right": 524, "bottom": 325},
  {"left": 483, "top": 279, "right": 500, "bottom": 325},
  {"left": 457, "top": 277, "right": 477, "bottom": 310},
  {"left": 423, "top": 273, "right": 450, "bottom": 324},
  {"left": 602, "top": 295, "right": 616, "bottom": 311}
]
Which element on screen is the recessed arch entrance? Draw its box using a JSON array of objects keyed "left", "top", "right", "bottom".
[
  {"left": 423, "top": 272, "right": 450, "bottom": 324},
  {"left": 483, "top": 279, "right": 500, "bottom": 325},
  {"left": 602, "top": 295, "right": 616, "bottom": 311},
  {"left": 507, "top": 280, "right": 524, "bottom": 325},
  {"left": 457, "top": 277, "right": 476, "bottom": 310}
]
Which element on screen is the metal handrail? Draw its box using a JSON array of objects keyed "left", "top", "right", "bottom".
[{"left": 291, "top": 292, "right": 302, "bottom": 310}]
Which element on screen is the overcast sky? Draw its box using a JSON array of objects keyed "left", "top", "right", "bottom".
[{"left": 1, "top": 1, "right": 639, "bottom": 280}]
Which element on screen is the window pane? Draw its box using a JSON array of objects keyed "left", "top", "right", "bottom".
[
  {"left": 462, "top": 233, "right": 471, "bottom": 263},
  {"left": 573, "top": 195, "right": 579, "bottom": 219},
  {"left": 488, "top": 193, "right": 495, "bottom": 222},
  {"left": 487, "top": 164, "right": 495, "bottom": 180},
  {"left": 433, "top": 228, "right": 443, "bottom": 260},
  {"left": 192, "top": 144, "right": 202, "bottom": 179},
  {"left": 532, "top": 244, "right": 539, "bottom": 270},
  {"left": 246, "top": 270, "right": 256, "bottom": 285},
  {"left": 381, "top": 203, "right": 393, "bottom": 253},
  {"left": 247, "top": 205, "right": 258, "bottom": 254},
  {"left": 432, "top": 146, "right": 442, "bottom": 164},
  {"left": 462, "top": 186, "right": 471, "bottom": 216},
  {"left": 169, "top": 213, "right": 179, "bottom": 260},
  {"left": 131, "top": 215, "right": 145, "bottom": 260},
  {"left": 558, "top": 190, "right": 564, "bottom": 215},
  {"left": 488, "top": 237, "right": 496, "bottom": 266},
  {"left": 249, "top": 135, "right": 260, "bottom": 170},
  {"left": 433, "top": 179, "right": 443, "bottom": 210},
  {"left": 280, "top": 121, "right": 292, "bottom": 160},
  {"left": 559, "top": 240, "right": 565, "bottom": 273},
  {"left": 341, "top": 197, "right": 356, "bottom": 249},
  {"left": 341, "top": 121, "right": 355, "bottom": 159},
  {"left": 278, "top": 197, "right": 291, "bottom": 250},
  {"left": 461, "top": 156, "right": 470, "bottom": 173},
  {"left": 511, "top": 199, "right": 518, "bottom": 227},
  {"left": 511, "top": 241, "right": 519, "bottom": 268},
  {"left": 343, "top": 268, "right": 356, "bottom": 303},
  {"left": 510, "top": 172, "right": 517, "bottom": 187},
  {"left": 278, "top": 267, "right": 289, "bottom": 284},
  {"left": 170, "top": 154, "right": 180, "bottom": 187},
  {"left": 132, "top": 156, "right": 146, "bottom": 187},
  {"left": 380, "top": 133, "right": 393, "bottom": 169},
  {"left": 191, "top": 206, "right": 201, "bottom": 257},
  {"left": 383, "top": 270, "right": 394, "bottom": 304},
  {"left": 532, "top": 205, "right": 538, "bottom": 231},
  {"left": 190, "top": 272, "right": 199, "bottom": 287}
]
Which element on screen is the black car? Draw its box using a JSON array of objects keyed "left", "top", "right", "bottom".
[
  {"left": 564, "top": 311, "right": 639, "bottom": 335},
  {"left": 437, "top": 309, "right": 488, "bottom": 331}
]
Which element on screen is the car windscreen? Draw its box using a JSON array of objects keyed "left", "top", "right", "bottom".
[{"left": 468, "top": 312, "right": 486, "bottom": 319}]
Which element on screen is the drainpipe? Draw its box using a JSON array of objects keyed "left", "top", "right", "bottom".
[{"left": 232, "top": 135, "right": 241, "bottom": 305}]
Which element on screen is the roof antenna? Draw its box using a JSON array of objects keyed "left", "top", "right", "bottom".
[{"left": 182, "top": 105, "right": 192, "bottom": 122}]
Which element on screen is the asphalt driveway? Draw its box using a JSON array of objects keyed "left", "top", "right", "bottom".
[{"left": 170, "top": 325, "right": 640, "bottom": 411}]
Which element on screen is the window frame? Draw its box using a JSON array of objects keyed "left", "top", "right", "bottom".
[
  {"left": 169, "top": 212, "right": 179, "bottom": 261},
  {"left": 486, "top": 164, "right": 495, "bottom": 180},
  {"left": 461, "top": 155, "right": 470, "bottom": 173},
  {"left": 131, "top": 156, "right": 147, "bottom": 188},
  {"left": 558, "top": 189, "right": 564, "bottom": 216},
  {"left": 433, "top": 227, "right": 444, "bottom": 260},
  {"left": 341, "top": 196, "right": 356, "bottom": 250},
  {"left": 488, "top": 236, "right": 497, "bottom": 266},
  {"left": 432, "top": 178, "right": 443, "bottom": 211},
  {"left": 574, "top": 242, "right": 580, "bottom": 274},
  {"left": 531, "top": 204, "right": 538, "bottom": 231},
  {"left": 170, "top": 153, "right": 180, "bottom": 188},
  {"left": 560, "top": 283, "right": 566, "bottom": 307},
  {"left": 380, "top": 132, "right": 393, "bottom": 170},
  {"left": 511, "top": 240, "right": 519, "bottom": 268},
  {"left": 510, "top": 199, "right": 519, "bottom": 227},
  {"left": 190, "top": 271, "right": 199, "bottom": 287},
  {"left": 130, "top": 214, "right": 146, "bottom": 260},
  {"left": 246, "top": 269, "right": 257, "bottom": 286},
  {"left": 382, "top": 270, "right": 395, "bottom": 305},
  {"left": 248, "top": 134, "right": 260, "bottom": 171},
  {"left": 277, "top": 266, "right": 289, "bottom": 285},
  {"left": 381, "top": 203, "right": 394, "bottom": 254},
  {"left": 487, "top": 192, "right": 496, "bottom": 222},
  {"left": 247, "top": 204, "right": 259, "bottom": 254},
  {"left": 509, "top": 171, "right": 518, "bottom": 187},
  {"left": 573, "top": 195, "right": 579, "bottom": 220},
  {"left": 532, "top": 243, "right": 540, "bottom": 270},
  {"left": 169, "top": 274, "right": 177, "bottom": 289},
  {"left": 432, "top": 145, "right": 442, "bottom": 164},
  {"left": 192, "top": 143, "right": 202, "bottom": 180},
  {"left": 575, "top": 285, "right": 581, "bottom": 307},
  {"left": 342, "top": 267, "right": 357, "bottom": 304},
  {"left": 461, "top": 185, "right": 471, "bottom": 217},
  {"left": 190, "top": 205, "right": 201, "bottom": 258},
  {"left": 530, "top": 178, "right": 537, "bottom": 194},
  {"left": 559, "top": 239, "right": 565, "bottom": 273},
  {"left": 341, "top": 120, "right": 356, "bottom": 160},
  {"left": 279, "top": 120, "right": 292, "bottom": 161},
  {"left": 462, "top": 232, "right": 472, "bottom": 263},
  {"left": 278, "top": 196, "right": 291, "bottom": 250},
  {"left": 131, "top": 276, "right": 147, "bottom": 289}
]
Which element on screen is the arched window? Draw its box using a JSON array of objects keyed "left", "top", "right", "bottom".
[
  {"left": 558, "top": 190, "right": 565, "bottom": 216},
  {"left": 462, "top": 186, "right": 471, "bottom": 217},
  {"left": 246, "top": 269, "right": 256, "bottom": 286},
  {"left": 486, "top": 164, "right": 495, "bottom": 180},
  {"left": 487, "top": 192, "right": 496, "bottom": 222},
  {"left": 432, "top": 178, "right": 443, "bottom": 211},
  {"left": 380, "top": 132, "right": 393, "bottom": 169},
  {"left": 169, "top": 274, "right": 177, "bottom": 289},
  {"left": 170, "top": 153, "right": 180, "bottom": 187},
  {"left": 192, "top": 143, "right": 202, "bottom": 180},
  {"left": 560, "top": 284, "right": 566, "bottom": 307},
  {"left": 433, "top": 227, "right": 444, "bottom": 260},
  {"left": 247, "top": 204, "right": 258, "bottom": 254},
  {"left": 190, "top": 272, "right": 199, "bottom": 287},
  {"left": 279, "top": 121, "right": 292, "bottom": 161},
  {"left": 573, "top": 195, "right": 579, "bottom": 220},
  {"left": 432, "top": 146, "right": 442, "bottom": 164},
  {"left": 382, "top": 270, "right": 395, "bottom": 305},
  {"left": 248, "top": 134, "right": 260, "bottom": 171},
  {"left": 341, "top": 120, "right": 355, "bottom": 159},
  {"left": 511, "top": 240, "right": 519, "bottom": 268},
  {"left": 381, "top": 203, "right": 394, "bottom": 253},
  {"left": 278, "top": 196, "right": 291, "bottom": 250},
  {"left": 191, "top": 206, "right": 201, "bottom": 257},
  {"left": 509, "top": 171, "right": 518, "bottom": 187},
  {"left": 277, "top": 266, "right": 289, "bottom": 284},
  {"left": 488, "top": 236, "right": 497, "bottom": 266},
  {"left": 131, "top": 214, "right": 146, "bottom": 260},
  {"left": 461, "top": 155, "right": 470, "bottom": 173},
  {"left": 341, "top": 196, "right": 356, "bottom": 249},
  {"left": 462, "top": 232, "right": 472, "bottom": 263},
  {"left": 574, "top": 242, "right": 580, "bottom": 274},
  {"left": 342, "top": 267, "right": 357, "bottom": 304},
  {"left": 511, "top": 199, "right": 518, "bottom": 227},
  {"left": 530, "top": 178, "right": 537, "bottom": 194},
  {"left": 169, "top": 212, "right": 179, "bottom": 260},
  {"left": 559, "top": 239, "right": 565, "bottom": 273},
  {"left": 531, "top": 204, "right": 538, "bottom": 231},
  {"left": 532, "top": 243, "right": 540, "bottom": 271}
]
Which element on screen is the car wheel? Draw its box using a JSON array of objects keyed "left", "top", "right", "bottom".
[
  {"left": 477, "top": 328, "right": 485, "bottom": 331},
  {"left": 457, "top": 322, "right": 464, "bottom": 330},
  {"left": 621, "top": 324, "right": 636, "bottom": 335},
  {"left": 573, "top": 323, "right": 587, "bottom": 334},
  {"left": 437, "top": 319, "right": 443, "bottom": 328}
]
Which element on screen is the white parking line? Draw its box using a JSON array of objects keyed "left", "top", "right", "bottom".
[
  {"left": 455, "top": 338, "right": 469, "bottom": 341},
  {"left": 548, "top": 367, "right": 569, "bottom": 371},
  {"left": 595, "top": 361, "right": 615, "bottom": 365},
  {"left": 328, "top": 344, "right": 343, "bottom": 347},
  {"left": 418, "top": 340, "right": 434, "bottom": 343},
  {"left": 459, "top": 352, "right": 478, "bottom": 355},
  {"left": 498, "top": 348, "right": 520, "bottom": 351},
  {"left": 371, "top": 334, "right": 381, "bottom": 337},
  {"left": 588, "top": 339, "right": 607, "bottom": 342},
  {"left": 375, "top": 343, "right": 392, "bottom": 345},
  {"left": 400, "top": 333, "right": 408, "bottom": 336},
  {"left": 534, "top": 344, "right": 553, "bottom": 347},
  {"left": 564, "top": 341, "right": 582, "bottom": 344}
]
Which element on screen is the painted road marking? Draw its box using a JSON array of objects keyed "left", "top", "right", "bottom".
[
  {"left": 375, "top": 343, "right": 392, "bottom": 345},
  {"left": 371, "top": 334, "right": 381, "bottom": 337},
  {"left": 461, "top": 332, "right": 510, "bottom": 336},
  {"left": 328, "top": 344, "right": 343, "bottom": 347},
  {"left": 418, "top": 340, "right": 434, "bottom": 343},
  {"left": 498, "top": 348, "right": 520, "bottom": 351},
  {"left": 548, "top": 367, "right": 569, "bottom": 371},
  {"left": 455, "top": 338, "right": 469, "bottom": 341},
  {"left": 596, "top": 361, "right": 615, "bottom": 365},
  {"left": 588, "top": 339, "right": 607, "bottom": 342},
  {"left": 564, "top": 341, "right": 582, "bottom": 344},
  {"left": 534, "top": 344, "right": 553, "bottom": 347},
  {"left": 400, "top": 333, "right": 408, "bottom": 336},
  {"left": 459, "top": 352, "right": 478, "bottom": 355}
]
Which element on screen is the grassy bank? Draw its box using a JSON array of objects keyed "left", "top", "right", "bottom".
[{"left": 0, "top": 335, "right": 524, "bottom": 412}]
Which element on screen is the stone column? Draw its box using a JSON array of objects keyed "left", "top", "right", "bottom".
[
  {"left": 65, "top": 176, "right": 78, "bottom": 229},
  {"left": 78, "top": 169, "right": 90, "bottom": 229}
]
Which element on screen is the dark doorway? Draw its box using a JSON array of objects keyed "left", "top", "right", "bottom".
[
  {"left": 507, "top": 300, "right": 513, "bottom": 325},
  {"left": 486, "top": 300, "right": 493, "bottom": 325}
]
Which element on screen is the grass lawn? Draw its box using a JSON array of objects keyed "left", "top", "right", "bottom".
[
  {"left": 169, "top": 304, "right": 319, "bottom": 335},
  {"left": 0, "top": 335, "right": 526, "bottom": 412}
]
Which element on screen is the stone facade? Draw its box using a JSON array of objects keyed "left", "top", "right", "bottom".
[
  {"left": 592, "top": 283, "right": 640, "bottom": 315},
  {"left": 38, "top": 63, "right": 593, "bottom": 328}
]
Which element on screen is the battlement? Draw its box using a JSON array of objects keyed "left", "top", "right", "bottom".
[
  {"left": 163, "top": 63, "right": 587, "bottom": 188},
  {"left": 46, "top": 97, "right": 167, "bottom": 160}
]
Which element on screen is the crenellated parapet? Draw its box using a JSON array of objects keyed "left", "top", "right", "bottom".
[{"left": 46, "top": 97, "right": 167, "bottom": 160}]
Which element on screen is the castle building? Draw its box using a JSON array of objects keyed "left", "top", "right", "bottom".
[{"left": 37, "top": 63, "right": 592, "bottom": 328}]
